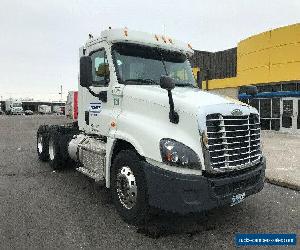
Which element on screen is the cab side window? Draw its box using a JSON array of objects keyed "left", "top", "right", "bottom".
[
  {"left": 169, "top": 65, "right": 189, "bottom": 81},
  {"left": 91, "top": 49, "right": 110, "bottom": 86}
]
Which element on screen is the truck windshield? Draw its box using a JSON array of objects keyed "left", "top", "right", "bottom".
[
  {"left": 112, "top": 43, "right": 195, "bottom": 87},
  {"left": 13, "top": 103, "right": 22, "bottom": 107}
]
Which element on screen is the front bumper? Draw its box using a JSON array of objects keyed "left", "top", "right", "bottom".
[{"left": 143, "top": 157, "right": 266, "bottom": 214}]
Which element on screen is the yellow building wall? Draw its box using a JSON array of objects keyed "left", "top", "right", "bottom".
[{"left": 204, "top": 23, "right": 300, "bottom": 90}]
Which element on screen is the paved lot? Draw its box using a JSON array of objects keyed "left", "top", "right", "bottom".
[
  {"left": 262, "top": 131, "right": 300, "bottom": 190},
  {"left": 0, "top": 115, "right": 299, "bottom": 249}
]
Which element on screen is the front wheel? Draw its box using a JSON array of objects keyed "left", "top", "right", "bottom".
[{"left": 111, "top": 150, "right": 150, "bottom": 225}]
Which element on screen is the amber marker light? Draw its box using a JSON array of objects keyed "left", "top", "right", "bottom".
[
  {"left": 202, "top": 131, "right": 209, "bottom": 149},
  {"left": 166, "top": 151, "right": 172, "bottom": 161},
  {"left": 111, "top": 121, "right": 116, "bottom": 128},
  {"left": 154, "top": 34, "right": 159, "bottom": 41},
  {"left": 162, "top": 36, "right": 167, "bottom": 43},
  {"left": 124, "top": 27, "right": 128, "bottom": 36},
  {"left": 168, "top": 37, "right": 173, "bottom": 44},
  {"left": 188, "top": 43, "right": 193, "bottom": 49}
]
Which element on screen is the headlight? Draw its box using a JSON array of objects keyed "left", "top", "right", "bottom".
[{"left": 160, "top": 139, "right": 201, "bottom": 169}]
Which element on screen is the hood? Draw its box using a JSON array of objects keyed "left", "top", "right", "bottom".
[{"left": 123, "top": 85, "right": 249, "bottom": 114}]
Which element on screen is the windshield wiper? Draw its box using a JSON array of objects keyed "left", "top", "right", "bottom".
[
  {"left": 124, "top": 78, "right": 158, "bottom": 85},
  {"left": 174, "top": 83, "right": 197, "bottom": 88}
]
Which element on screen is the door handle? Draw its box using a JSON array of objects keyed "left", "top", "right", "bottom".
[{"left": 85, "top": 111, "right": 89, "bottom": 125}]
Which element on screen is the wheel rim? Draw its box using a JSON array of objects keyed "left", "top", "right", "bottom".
[
  {"left": 116, "top": 166, "right": 137, "bottom": 210},
  {"left": 37, "top": 135, "right": 43, "bottom": 154},
  {"left": 49, "top": 138, "right": 55, "bottom": 161}
]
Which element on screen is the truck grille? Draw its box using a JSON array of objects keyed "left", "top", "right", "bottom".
[{"left": 206, "top": 113, "right": 261, "bottom": 170}]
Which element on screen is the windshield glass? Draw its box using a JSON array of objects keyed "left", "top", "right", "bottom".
[
  {"left": 13, "top": 103, "right": 22, "bottom": 107},
  {"left": 112, "top": 43, "right": 195, "bottom": 87}
]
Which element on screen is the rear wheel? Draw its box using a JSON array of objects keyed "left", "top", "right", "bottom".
[
  {"left": 37, "top": 126, "right": 49, "bottom": 161},
  {"left": 48, "top": 131, "right": 65, "bottom": 170},
  {"left": 111, "top": 150, "right": 150, "bottom": 225}
]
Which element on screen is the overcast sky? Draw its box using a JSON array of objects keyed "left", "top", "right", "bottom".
[{"left": 0, "top": 0, "right": 299, "bottom": 101}]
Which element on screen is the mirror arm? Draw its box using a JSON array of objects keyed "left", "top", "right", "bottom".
[
  {"left": 87, "top": 87, "right": 98, "bottom": 98},
  {"left": 87, "top": 87, "right": 107, "bottom": 103},
  {"left": 167, "top": 90, "right": 179, "bottom": 124}
]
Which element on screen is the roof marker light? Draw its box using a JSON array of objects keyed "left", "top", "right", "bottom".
[
  {"left": 188, "top": 43, "right": 193, "bottom": 49},
  {"left": 168, "top": 37, "right": 173, "bottom": 44},
  {"left": 124, "top": 27, "right": 128, "bottom": 36},
  {"left": 162, "top": 36, "right": 167, "bottom": 43},
  {"left": 154, "top": 34, "right": 159, "bottom": 41}
]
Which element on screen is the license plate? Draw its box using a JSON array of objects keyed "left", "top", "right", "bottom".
[{"left": 231, "top": 192, "right": 245, "bottom": 206}]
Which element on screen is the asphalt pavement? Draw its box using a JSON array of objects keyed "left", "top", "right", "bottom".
[
  {"left": 0, "top": 115, "right": 299, "bottom": 249},
  {"left": 262, "top": 131, "right": 300, "bottom": 191}
]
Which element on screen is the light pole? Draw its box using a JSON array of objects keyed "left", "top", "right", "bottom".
[{"left": 59, "top": 85, "right": 63, "bottom": 102}]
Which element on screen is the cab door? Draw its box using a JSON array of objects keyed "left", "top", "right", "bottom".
[{"left": 82, "top": 45, "right": 113, "bottom": 136}]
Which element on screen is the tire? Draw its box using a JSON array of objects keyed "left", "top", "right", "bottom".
[
  {"left": 111, "top": 150, "right": 150, "bottom": 225},
  {"left": 37, "top": 126, "right": 49, "bottom": 161},
  {"left": 48, "top": 130, "right": 65, "bottom": 170}
]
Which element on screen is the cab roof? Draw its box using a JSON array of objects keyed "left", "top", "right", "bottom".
[{"left": 85, "top": 28, "right": 194, "bottom": 55}]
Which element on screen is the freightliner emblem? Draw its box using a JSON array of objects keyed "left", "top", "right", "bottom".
[{"left": 231, "top": 109, "right": 243, "bottom": 116}]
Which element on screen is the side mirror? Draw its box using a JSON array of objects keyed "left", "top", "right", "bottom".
[
  {"left": 160, "top": 75, "right": 175, "bottom": 90},
  {"left": 160, "top": 75, "right": 178, "bottom": 124},
  {"left": 80, "top": 56, "right": 93, "bottom": 88},
  {"left": 242, "top": 85, "right": 258, "bottom": 96}
]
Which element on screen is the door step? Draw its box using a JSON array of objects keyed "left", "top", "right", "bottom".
[{"left": 76, "top": 166, "right": 105, "bottom": 183}]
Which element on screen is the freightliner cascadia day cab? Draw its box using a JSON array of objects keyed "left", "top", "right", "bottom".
[{"left": 36, "top": 28, "right": 266, "bottom": 224}]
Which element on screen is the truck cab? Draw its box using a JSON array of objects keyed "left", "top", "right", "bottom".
[
  {"left": 5, "top": 100, "right": 24, "bottom": 115},
  {"left": 37, "top": 28, "right": 266, "bottom": 224}
]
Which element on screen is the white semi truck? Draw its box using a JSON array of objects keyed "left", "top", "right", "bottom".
[
  {"left": 5, "top": 99, "right": 24, "bottom": 115},
  {"left": 36, "top": 28, "right": 266, "bottom": 224}
]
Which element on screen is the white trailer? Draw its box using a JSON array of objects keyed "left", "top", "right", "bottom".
[
  {"left": 65, "top": 91, "right": 78, "bottom": 120},
  {"left": 38, "top": 105, "right": 51, "bottom": 114},
  {"left": 53, "top": 105, "right": 64, "bottom": 115},
  {"left": 36, "top": 28, "right": 266, "bottom": 225}
]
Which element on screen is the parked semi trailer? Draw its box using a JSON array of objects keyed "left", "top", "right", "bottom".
[
  {"left": 36, "top": 28, "right": 266, "bottom": 224},
  {"left": 38, "top": 105, "right": 51, "bottom": 114},
  {"left": 65, "top": 91, "right": 78, "bottom": 120},
  {"left": 53, "top": 105, "right": 65, "bottom": 115}
]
